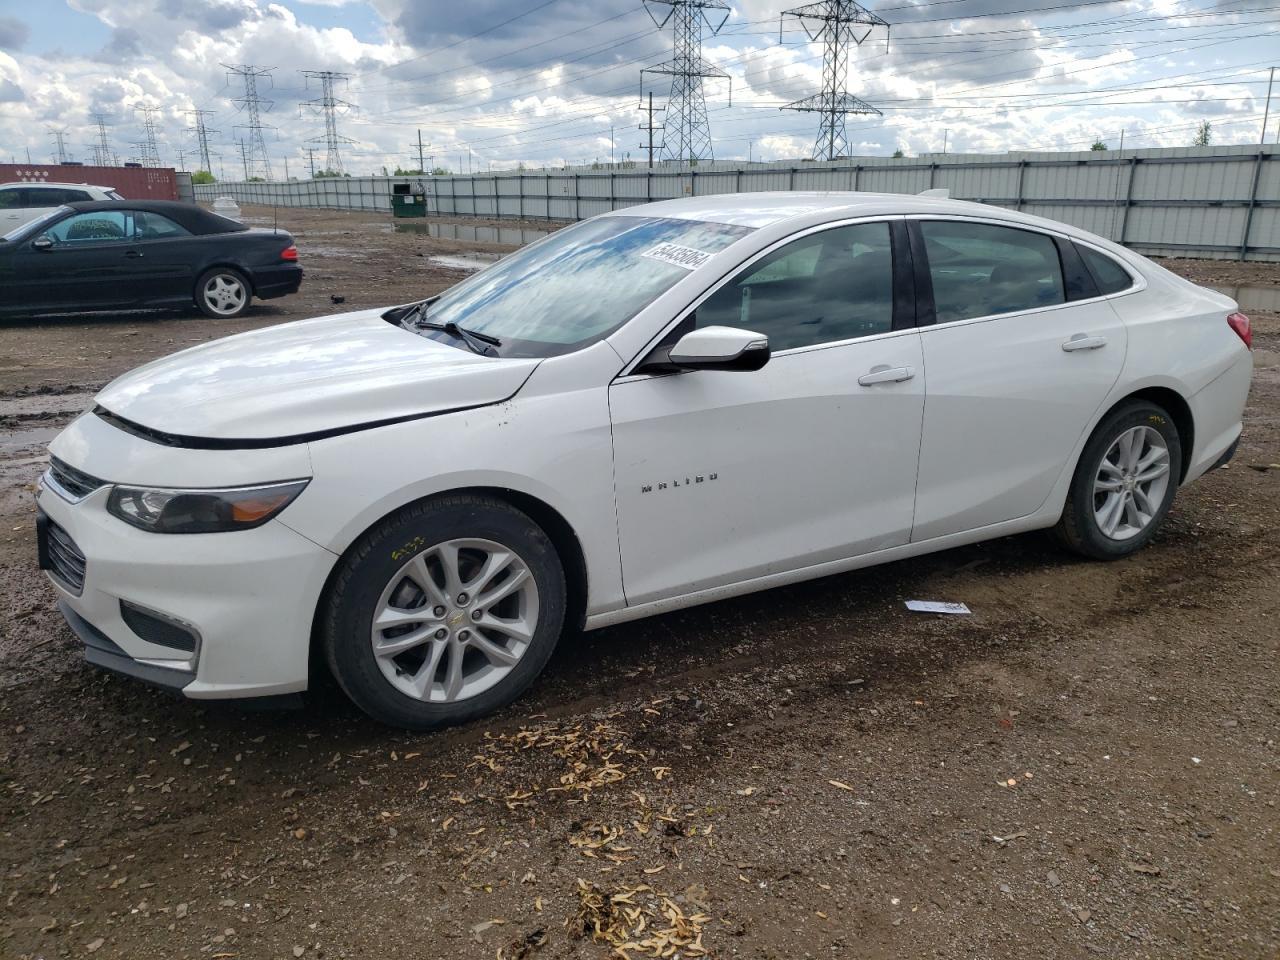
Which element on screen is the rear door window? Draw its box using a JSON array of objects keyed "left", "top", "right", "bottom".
[
  {"left": 135, "top": 211, "right": 192, "bottom": 239},
  {"left": 919, "top": 220, "right": 1066, "bottom": 323}
]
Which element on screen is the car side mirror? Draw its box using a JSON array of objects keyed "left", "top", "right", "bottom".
[
  {"left": 666, "top": 325, "right": 770, "bottom": 372},
  {"left": 31, "top": 236, "right": 53, "bottom": 251}
]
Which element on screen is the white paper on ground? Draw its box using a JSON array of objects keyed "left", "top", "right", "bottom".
[{"left": 905, "top": 600, "right": 972, "bottom": 615}]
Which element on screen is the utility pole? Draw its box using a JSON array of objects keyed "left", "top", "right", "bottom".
[
  {"left": 48, "top": 128, "right": 69, "bottom": 163},
  {"left": 184, "top": 109, "right": 218, "bottom": 173},
  {"left": 300, "top": 70, "right": 357, "bottom": 175},
  {"left": 176, "top": 147, "right": 187, "bottom": 171},
  {"left": 780, "top": 0, "right": 888, "bottom": 161},
  {"left": 237, "top": 139, "right": 251, "bottom": 180},
  {"left": 638, "top": 91, "right": 665, "bottom": 167},
  {"left": 641, "top": 0, "right": 731, "bottom": 163},
  {"left": 1263, "top": 66, "right": 1275, "bottom": 145},
  {"left": 942, "top": 128, "right": 948, "bottom": 154},
  {"left": 136, "top": 105, "right": 164, "bottom": 167},
  {"left": 284, "top": 156, "right": 290, "bottom": 180},
  {"left": 416, "top": 129, "right": 427, "bottom": 173},
  {"left": 90, "top": 113, "right": 115, "bottom": 166},
  {"left": 224, "top": 63, "right": 276, "bottom": 179},
  {"left": 304, "top": 146, "right": 317, "bottom": 178},
  {"left": 611, "top": 125, "right": 615, "bottom": 165}
]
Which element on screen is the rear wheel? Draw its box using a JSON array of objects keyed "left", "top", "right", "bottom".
[
  {"left": 1055, "top": 400, "right": 1182, "bottom": 559},
  {"left": 322, "top": 495, "right": 566, "bottom": 730},
  {"left": 195, "top": 267, "right": 251, "bottom": 318}
]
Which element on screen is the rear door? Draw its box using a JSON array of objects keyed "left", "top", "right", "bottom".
[{"left": 909, "top": 217, "right": 1126, "bottom": 542}]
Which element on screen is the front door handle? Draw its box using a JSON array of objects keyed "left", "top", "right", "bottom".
[
  {"left": 124, "top": 250, "right": 144, "bottom": 259},
  {"left": 858, "top": 364, "right": 915, "bottom": 386},
  {"left": 1062, "top": 333, "right": 1107, "bottom": 352}
]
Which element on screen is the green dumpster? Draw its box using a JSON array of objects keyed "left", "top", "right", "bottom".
[{"left": 391, "top": 181, "right": 427, "bottom": 218}]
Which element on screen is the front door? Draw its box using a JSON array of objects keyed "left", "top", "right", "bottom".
[
  {"left": 33, "top": 209, "right": 144, "bottom": 311},
  {"left": 610, "top": 219, "right": 926, "bottom": 606},
  {"left": 909, "top": 217, "right": 1127, "bottom": 541}
]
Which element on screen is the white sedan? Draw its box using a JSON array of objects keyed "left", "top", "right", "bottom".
[{"left": 37, "top": 192, "right": 1253, "bottom": 728}]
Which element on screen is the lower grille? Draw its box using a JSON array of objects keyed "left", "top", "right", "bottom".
[{"left": 45, "top": 519, "right": 87, "bottom": 594}]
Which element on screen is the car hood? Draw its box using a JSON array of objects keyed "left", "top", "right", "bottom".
[{"left": 94, "top": 308, "right": 540, "bottom": 442}]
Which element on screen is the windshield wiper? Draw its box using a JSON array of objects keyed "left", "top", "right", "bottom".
[{"left": 415, "top": 318, "right": 502, "bottom": 356}]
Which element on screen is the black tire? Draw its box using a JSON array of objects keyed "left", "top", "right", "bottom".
[
  {"left": 321, "top": 495, "right": 566, "bottom": 730},
  {"left": 1054, "top": 399, "right": 1182, "bottom": 560},
  {"left": 194, "top": 266, "right": 252, "bottom": 319}
]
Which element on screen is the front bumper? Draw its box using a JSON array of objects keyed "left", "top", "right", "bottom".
[{"left": 36, "top": 478, "right": 337, "bottom": 700}]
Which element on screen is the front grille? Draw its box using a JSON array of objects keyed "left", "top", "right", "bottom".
[
  {"left": 45, "top": 519, "right": 87, "bottom": 594},
  {"left": 48, "top": 456, "right": 106, "bottom": 501}
]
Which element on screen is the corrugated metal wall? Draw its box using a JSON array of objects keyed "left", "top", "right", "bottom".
[{"left": 194, "top": 145, "right": 1280, "bottom": 261}]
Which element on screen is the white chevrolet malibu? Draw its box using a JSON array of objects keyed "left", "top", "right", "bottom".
[{"left": 37, "top": 193, "right": 1252, "bottom": 728}]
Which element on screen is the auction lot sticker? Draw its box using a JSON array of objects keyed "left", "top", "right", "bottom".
[{"left": 642, "top": 242, "right": 713, "bottom": 270}]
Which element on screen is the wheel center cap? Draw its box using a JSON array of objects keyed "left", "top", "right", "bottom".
[{"left": 447, "top": 610, "right": 466, "bottom": 628}]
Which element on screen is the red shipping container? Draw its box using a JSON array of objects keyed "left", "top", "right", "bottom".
[{"left": 0, "top": 164, "right": 178, "bottom": 201}]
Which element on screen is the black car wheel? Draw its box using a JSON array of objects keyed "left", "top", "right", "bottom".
[{"left": 195, "top": 267, "right": 251, "bottom": 318}]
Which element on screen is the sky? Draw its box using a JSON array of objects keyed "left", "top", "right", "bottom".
[{"left": 0, "top": 0, "right": 1274, "bottom": 177}]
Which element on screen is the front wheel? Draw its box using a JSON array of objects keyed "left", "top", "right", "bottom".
[
  {"left": 321, "top": 495, "right": 566, "bottom": 730},
  {"left": 1054, "top": 400, "right": 1182, "bottom": 559},
  {"left": 195, "top": 267, "right": 251, "bottom": 318}
]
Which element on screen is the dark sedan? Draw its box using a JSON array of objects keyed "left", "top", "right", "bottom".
[{"left": 0, "top": 200, "right": 302, "bottom": 319}]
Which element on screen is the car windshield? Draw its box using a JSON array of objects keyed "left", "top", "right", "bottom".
[
  {"left": 416, "top": 215, "right": 754, "bottom": 357},
  {"left": 2, "top": 206, "right": 67, "bottom": 242}
]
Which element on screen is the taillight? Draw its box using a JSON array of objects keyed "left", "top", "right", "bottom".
[
  {"left": 281, "top": 245, "right": 298, "bottom": 262},
  {"left": 1227, "top": 311, "right": 1252, "bottom": 350}
]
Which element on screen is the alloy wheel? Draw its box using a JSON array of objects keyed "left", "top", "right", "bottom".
[
  {"left": 370, "top": 537, "right": 538, "bottom": 703},
  {"left": 203, "top": 273, "right": 246, "bottom": 316},
  {"left": 1093, "top": 425, "right": 1171, "bottom": 541}
]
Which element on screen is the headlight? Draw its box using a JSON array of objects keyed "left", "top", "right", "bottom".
[{"left": 106, "top": 480, "right": 309, "bottom": 534}]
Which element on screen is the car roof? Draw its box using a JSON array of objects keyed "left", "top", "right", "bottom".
[
  {"left": 0, "top": 181, "right": 115, "bottom": 190},
  {"left": 604, "top": 190, "right": 1044, "bottom": 230},
  {"left": 60, "top": 199, "right": 248, "bottom": 235}
]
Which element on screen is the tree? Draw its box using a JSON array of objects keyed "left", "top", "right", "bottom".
[
  {"left": 1090, "top": 139, "right": 1108, "bottom": 151},
  {"left": 430, "top": 166, "right": 451, "bottom": 176},
  {"left": 892, "top": 148, "right": 905, "bottom": 158},
  {"left": 191, "top": 170, "right": 216, "bottom": 184},
  {"left": 1192, "top": 120, "right": 1212, "bottom": 146},
  {"left": 393, "top": 166, "right": 425, "bottom": 176},
  {"left": 313, "top": 169, "right": 350, "bottom": 178}
]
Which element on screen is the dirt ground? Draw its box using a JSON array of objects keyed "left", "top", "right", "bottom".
[{"left": 0, "top": 207, "right": 1277, "bottom": 960}]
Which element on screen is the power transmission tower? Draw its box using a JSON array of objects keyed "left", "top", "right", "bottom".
[
  {"left": 780, "top": 0, "right": 888, "bottom": 161},
  {"left": 176, "top": 147, "right": 187, "bottom": 171},
  {"left": 135, "top": 105, "right": 164, "bottom": 167},
  {"left": 48, "top": 128, "right": 69, "bottom": 163},
  {"left": 641, "top": 0, "right": 731, "bottom": 163},
  {"left": 184, "top": 109, "right": 218, "bottom": 173},
  {"left": 303, "top": 146, "right": 317, "bottom": 179},
  {"left": 638, "top": 91, "right": 665, "bottom": 167},
  {"left": 90, "top": 113, "right": 116, "bottom": 166},
  {"left": 224, "top": 63, "right": 276, "bottom": 179},
  {"left": 236, "top": 139, "right": 252, "bottom": 180},
  {"left": 300, "top": 70, "right": 357, "bottom": 175}
]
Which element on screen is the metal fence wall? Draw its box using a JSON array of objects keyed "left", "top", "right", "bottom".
[{"left": 196, "top": 145, "right": 1280, "bottom": 261}]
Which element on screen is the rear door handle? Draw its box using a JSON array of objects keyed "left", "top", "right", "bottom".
[
  {"left": 858, "top": 364, "right": 915, "bottom": 386},
  {"left": 1062, "top": 333, "right": 1107, "bottom": 352},
  {"left": 124, "top": 250, "right": 144, "bottom": 259}
]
